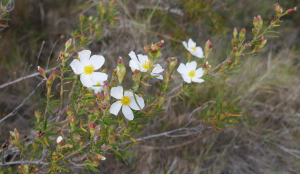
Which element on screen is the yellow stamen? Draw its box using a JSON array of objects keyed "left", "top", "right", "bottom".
[
  {"left": 83, "top": 65, "right": 94, "bottom": 75},
  {"left": 96, "top": 82, "right": 101, "bottom": 86},
  {"left": 141, "top": 60, "right": 151, "bottom": 70},
  {"left": 188, "top": 70, "right": 196, "bottom": 78},
  {"left": 191, "top": 46, "right": 197, "bottom": 52},
  {"left": 121, "top": 96, "right": 131, "bottom": 105}
]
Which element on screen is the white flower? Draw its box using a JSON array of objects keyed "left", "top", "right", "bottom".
[
  {"left": 128, "top": 51, "right": 164, "bottom": 79},
  {"left": 182, "top": 38, "right": 204, "bottom": 58},
  {"left": 57, "top": 136, "right": 63, "bottom": 144},
  {"left": 70, "top": 50, "right": 108, "bottom": 87},
  {"left": 110, "top": 86, "right": 145, "bottom": 120},
  {"left": 177, "top": 61, "right": 204, "bottom": 83},
  {"left": 91, "top": 81, "right": 105, "bottom": 94}
]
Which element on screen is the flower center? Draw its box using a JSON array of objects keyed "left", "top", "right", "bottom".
[
  {"left": 191, "top": 46, "right": 197, "bottom": 52},
  {"left": 83, "top": 65, "right": 94, "bottom": 75},
  {"left": 121, "top": 96, "right": 131, "bottom": 106},
  {"left": 96, "top": 82, "right": 101, "bottom": 86},
  {"left": 141, "top": 61, "right": 151, "bottom": 70},
  {"left": 188, "top": 70, "right": 196, "bottom": 78}
]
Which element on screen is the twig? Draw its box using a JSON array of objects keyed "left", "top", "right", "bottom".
[
  {"left": 36, "top": 41, "right": 45, "bottom": 68},
  {"left": 0, "top": 80, "right": 45, "bottom": 123},
  {"left": 0, "top": 160, "right": 49, "bottom": 166}
]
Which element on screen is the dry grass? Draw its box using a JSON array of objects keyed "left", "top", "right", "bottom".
[{"left": 1, "top": 0, "right": 300, "bottom": 173}]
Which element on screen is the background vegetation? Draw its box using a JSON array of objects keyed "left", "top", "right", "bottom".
[{"left": 0, "top": 0, "right": 299, "bottom": 173}]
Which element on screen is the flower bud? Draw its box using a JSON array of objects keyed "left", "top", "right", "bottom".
[
  {"left": 278, "top": 7, "right": 283, "bottom": 16},
  {"left": 256, "top": 15, "right": 263, "bottom": 29},
  {"left": 158, "top": 92, "right": 161, "bottom": 96},
  {"left": 168, "top": 59, "right": 177, "bottom": 74},
  {"left": 38, "top": 66, "right": 46, "bottom": 78},
  {"left": 231, "top": 38, "right": 238, "bottom": 47},
  {"left": 252, "top": 27, "right": 259, "bottom": 37},
  {"left": 35, "top": 111, "right": 41, "bottom": 123},
  {"left": 156, "top": 40, "right": 164, "bottom": 48},
  {"left": 275, "top": 3, "right": 280, "bottom": 12},
  {"left": 233, "top": 28, "right": 237, "bottom": 38},
  {"left": 89, "top": 122, "right": 96, "bottom": 129},
  {"left": 132, "top": 71, "right": 141, "bottom": 84},
  {"left": 287, "top": 7, "right": 297, "bottom": 14},
  {"left": 109, "top": 135, "right": 115, "bottom": 144},
  {"left": 112, "top": 69, "right": 117, "bottom": 74},
  {"left": 205, "top": 40, "right": 213, "bottom": 58},
  {"left": 79, "top": 14, "right": 85, "bottom": 22},
  {"left": 52, "top": 68, "right": 58, "bottom": 79},
  {"left": 97, "top": 92, "right": 104, "bottom": 100},
  {"left": 116, "top": 57, "right": 126, "bottom": 84},
  {"left": 169, "top": 75, "right": 174, "bottom": 80},
  {"left": 47, "top": 74, "right": 54, "bottom": 86},
  {"left": 253, "top": 17, "right": 258, "bottom": 27},
  {"left": 88, "top": 16, "right": 93, "bottom": 22},
  {"left": 233, "top": 47, "right": 238, "bottom": 53},
  {"left": 65, "top": 38, "right": 72, "bottom": 50},
  {"left": 239, "top": 28, "right": 246, "bottom": 41},
  {"left": 150, "top": 43, "right": 158, "bottom": 53},
  {"left": 258, "top": 37, "right": 264, "bottom": 43},
  {"left": 57, "top": 136, "right": 63, "bottom": 145},
  {"left": 103, "top": 81, "right": 109, "bottom": 93},
  {"left": 104, "top": 92, "right": 110, "bottom": 101},
  {"left": 66, "top": 105, "right": 72, "bottom": 115},
  {"left": 241, "top": 43, "right": 247, "bottom": 51}
]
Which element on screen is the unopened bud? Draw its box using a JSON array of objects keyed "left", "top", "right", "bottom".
[
  {"left": 117, "top": 57, "right": 126, "bottom": 84},
  {"left": 239, "top": 28, "right": 246, "bottom": 41},
  {"left": 156, "top": 40, "right": 164, "bottom": 48},
  {"left": 35, "top": 111, "right": 41, "bottom": 122},
  {"left": 169, "top": 75, "right": 174, "bottom": 80},
  {"left": 134, "top": 69, "right": 140, "bottom": 74},
  {"left": 275, "top": 3, "right": 280, "bottom": 12},
  {"left": 47, "top": 74, "right": 54, "bottom": 86},
  {"left": 231, "top": 38, "right": 238, "bottom": 47},
  {"left": 241, "top": 43, "right": 247, "bottom": 51},
  {"left": 97, "top": 92, "right": 104, "bottom": 100},
  {"left": 89, "top": 123, "right": 96, "bottom": 129},
  {"left": 256, "top": 15, "right": 263, "bottom": 29},
  {"left": 57, "top": 136, "right": 63, "bottom": 145},
  {"left": 65, "top": 38, "right": 72, "bottom": 50},
  {"left": 252, "top": 27, "right": 259, "bottom": 37},
  {"left": 233, "top": 47, "right": 238, "bottom": 53},
  {"left": 287, "top": 7, "right": 297, "bottom": 14},
  {"left": 258, "top": 37, "right": 264, "bottom": 43},
  {"left": 233, "top": 28, "right": 237, "bottom": 38},
  {"left": 66, "top": 105, "right": 72, "bottom": 115},
  {"left": 205, "top": 40, "right": 213, "bottom": 58},
  {"left": 88, "top": 16, "right": 93, "bottom": 22},
  {"left": 253, "top": 17, "right": 258, "bottom": 27},
  {"left": 103, "top": 81, "right": 109, "bottom": 92},
  {"left": 158, "top": 92, "right": 161, "bottom": 96},
  {"left": 104, "top": 92, "right": 110, "bottom": 101},
  {"left": 79, "top": 14, "right": 85, "bottom": 22},
  {"left": 52, "top": 68, "right": 58, "bottom": 79},
  {"left": 138, "top": 94, "right": 143, "bottom": 97},
  {"left": 277, "top": 7, "right": 283, "bottom": 16},
  {"left": 118, "top": 57, "right": 123, "bottom": 64},
  {"left": 38, "top": 66, "right": 46, "bottom": 77}
]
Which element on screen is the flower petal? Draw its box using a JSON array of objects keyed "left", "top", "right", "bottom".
[
  {"left": 186, "top": 61, "right": 197, "bottom": 71},
  {"left": 194, "top": 47, "right": 204, "bottom": 58},
  {"left": 182, "top": 75, "right": 192, "bottom": 83},
  {"left": 122, "top": 105, "right": 134, "bottom": 120},
  {"left": 137, "top": 54, "right": 149, "bottom": 64},
  {"left": 195, "top": 68, "right": 204, "bottom": 78},
  {"left": 182, "top": 41, "right": 188, "bottom": 50},
  {"left": 128, "top": 51, "right": 139, "bottom": 62},
  {"left": 188, "top": 38, "right": 196, "bottom": 48},
  {"left": 80, "top": 74, "right": 93, "bottom": 87},
  {"left": 177, "top": 63, "right": 188, "bottom": 75},
  {"left": 89, "top": 55, "right": 105, "bottom": 70},
  {"left": 152, "top": 64, "right": 164, "bottom": 73},
  {"left": 129, "top": 60, "right": 141, "bottom": 72},
  {"left": 110, "top": 101, "right": 122, "bottom": 115},
  {"left": 78, "top": 50, "right": 91, "bottom": 66},
  {"left": 91, "top": 86, "right": 103, "bottom": 94},
  {"left": 124, "top": 91, "right": 133, "bottom": 97},
  {"left": 129, "top": 95, "right": 145, "bottom": 110},
  {"left": 70, "top": 59, "right": 84, "bottom": 74},
  {"left": 151, "top": 73, "right": 163, "bottom": 80},
  {"left": 192, "top": 78, "right": 205, "bottom": 83},
  {"left": 90, "top": 72, "right": 108, "bottom": 82},
  {"left": 111, "top": 86, "right": 123, "bottom": 99}
]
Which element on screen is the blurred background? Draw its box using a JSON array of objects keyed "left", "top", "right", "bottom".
[{"left": 0, "top": 0, "right": 300, "bottom": 173}]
